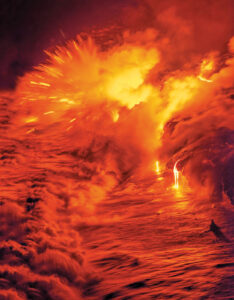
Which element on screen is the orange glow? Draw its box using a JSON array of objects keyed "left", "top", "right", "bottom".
[
  {"left": 1, "top": 0, "right": 234, "bottom": 297},
  {"left": 15, "top": 33, "right": 207, "bottom": 146},
  {"left": 12, "top": 31, "right": 234, "bottom": 205}
]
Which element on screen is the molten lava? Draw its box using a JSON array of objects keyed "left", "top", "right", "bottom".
[
  {"left": 173, "top": 160, "right": 180, "bottom": 190},
  {"left": 155, "top": 160, "right": 160, "bottom": 174}
]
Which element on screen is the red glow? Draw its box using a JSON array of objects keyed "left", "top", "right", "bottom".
[{"left": 1, "top": 2, "right": 234, "bottom": 299}]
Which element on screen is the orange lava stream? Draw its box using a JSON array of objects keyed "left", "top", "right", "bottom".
[{"left": 173, "top": 160, "right": 180, "bottom": 190}]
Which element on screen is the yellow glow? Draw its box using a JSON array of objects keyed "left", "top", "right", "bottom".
[
  {"left": 112, "top": 110, "right": 119, "bottom": 122},
  {"left": 105, "top": 47, "right": 159, "bottom": 108},
  {"left": 157, "top": 177, "right": 163, "bottom": 181},
  {"left": 155, "top": 160, "right": 160, "bottom": 174},
  {"left": 25, "top": 116, "right": 38, "bottom": 123},
  {"left": 159, "top": 76, "right": 199, "bottom": 130},
  {"left": 200, "top": 59, "right": 214, "bottom": 72}
]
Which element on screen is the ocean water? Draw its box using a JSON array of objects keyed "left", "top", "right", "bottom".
[
  {"left": 81, "top": 179, "right": 234, "bottom": 299},
  {"left": 0, "top": 95, "right": 233, "bottom": 300}
]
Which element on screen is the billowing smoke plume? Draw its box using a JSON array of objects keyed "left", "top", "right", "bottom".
[
  {"left": 158, "top": 37, "right": 234, "bottom": 203},
  {"left": 12, "top": 30, "right": 234, "bottom": 203}
]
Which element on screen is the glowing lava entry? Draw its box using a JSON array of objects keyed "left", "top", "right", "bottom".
[
  {"left": 155, "top": 161, "right": 160, "bottom": 174},
  {"left": 173, "top": 160, "right": 180, "bottom": 190}
]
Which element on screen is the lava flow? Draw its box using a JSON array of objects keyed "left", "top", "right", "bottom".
[
  {"left": 173, "top": 160, "right": 180, "bottom": 190},
  {"left": 0, "top": 0, "right": 234, "bottom": 299}
]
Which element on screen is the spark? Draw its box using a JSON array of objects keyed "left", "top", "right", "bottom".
[
  {"left": 59, "top": 98, "right": 75, "bottom": 105},
  {"left": 25, "top": 117, "right": 38, "bottom": 123},
  {"left": 69, "top": 118, "right": 76, "bottom": 123},
  {"left": 44, "top": 111, "right": 55, "bottom": 115},
  {"left": 66, "top": 126, "right": 73, "bottom": 131},
  {"left": 30, "top": 81, "right": 51, "bottom": 87},
  {"left": 26, "top": 128, "right": 35, "bottom": 134}
]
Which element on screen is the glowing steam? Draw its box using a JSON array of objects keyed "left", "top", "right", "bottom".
[{"left": 12, "top": 31, "right": 234, "bottom": 204}]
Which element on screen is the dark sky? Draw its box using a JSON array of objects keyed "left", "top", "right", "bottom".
[
  {"left": 0, "top": 0, "right": 136, "bottom": 89},
  {"left": 0, "top": 0, "right": 233, "bottom": 90}
]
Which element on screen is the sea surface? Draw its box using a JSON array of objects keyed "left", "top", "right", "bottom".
[
  {"left": 0, "top": 95, "right": 234, "bottom": 299},
  {"left": 81, "top": 179, "right": 234, "bottom": 299}
]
